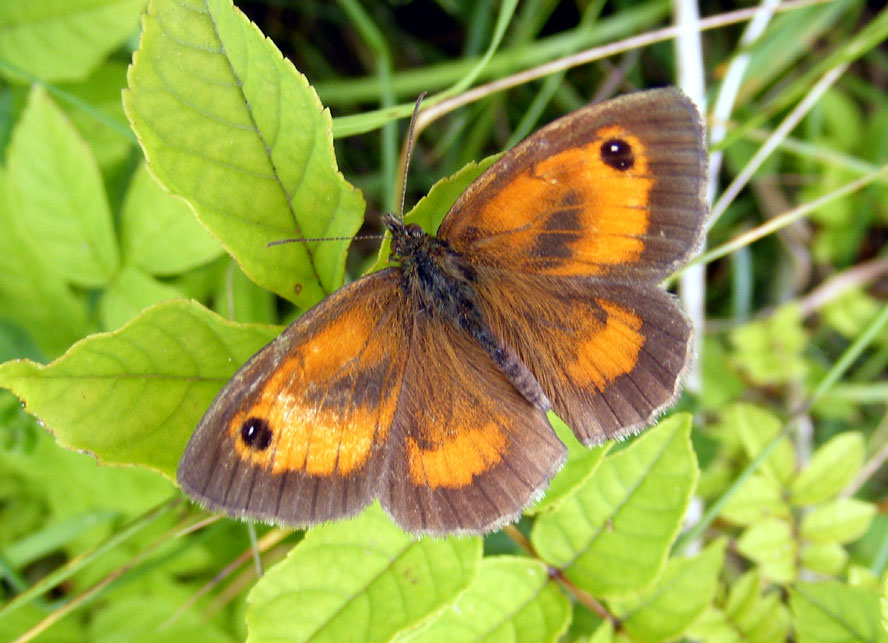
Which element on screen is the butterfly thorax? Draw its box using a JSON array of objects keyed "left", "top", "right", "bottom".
[
  {"left": 385, "top": 214, "right": 477, "bottom": 320},
  {"left": 384, "top": 213, "right": 550, "bottom": 412}
]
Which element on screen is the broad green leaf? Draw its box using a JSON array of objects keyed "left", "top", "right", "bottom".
[
  {"left": 398, "top": 557, "right": 570, "bottom": 643},
  {"left": 700, "top": 336, "right": 745, "bottom": 411},
  {"left": 408, "top": 155, "right": 499, "bottom": 233},
  {"left": 686, "top": 607, "right": 741, "bottom": 643},
  {"left": 369, "top": 156, "right": 498, "bottom": 273},
  {"left": 800, "top": 498, "right": 877, "bottom": 544},
  {"left": 718, "top": 569, "right": 791, "bottom": 643},
  {"left": 801, "top": 542, "right": 848, "bottom": 576},
  {"left": 0, "top": 168, "right": 87, "bottom": 358},
  {"left": 99, "top": 266, "right": 186, "bottom": 330},
  {"left": 531, "top": 414, "right": 698, "bottom": 597},
  {"left": 736, "top": 518, "right": 796, "bottom": 584},
  {"left": 609, "top": 538, "right": 726, "bottom": 641},
  {"left": 729, "top": 304, "right": 808, "bottom": 386},
  {"left": 791, "top": 581, "right": 888, "bottom": 643},
  {"left": 0, "top": 300, "right": 278, "bottom": 478},
  {"left": 529, "top": 414, "right": 610, "bottom": 515},
  {"left": 120, "top": 164, "right": 224, "bottom": 276},
  {"left": 847, "top": 565, "right": 880, "bottom": 591},
  {"left": 790, "top": 432, "right": 864, "bottom": 505},
  {"left": 723, "top": 403, "right": 795, "bottom": 485},
  {"left": 719, "top": 472, "right": 789, "bottom": 525},
  {"left": 821, "top": 288, "right": 884, "bottom": 342},
  {"left": 7, "top": 85, "right": 119, "bottom": 287},
  {"left": 124, "top": 0, "right": 364, "bottom": 308},
  {"left": 246, "top": 504, "right": 481, "bottom": 643},
  {"left": 0, "top": 0, "right": 144, "bottom": 83},
  {"left": 57, "top": 61, "right": 132, "bottom": 169},
  {"left": 590, "top": 620, "right": 615, "bottom": 642},
  {"left": 88, "top": 596, "right": 232, "bottom": 643},
  {"left": 211, "top": 260, "right": 277, "bottom": 325}
]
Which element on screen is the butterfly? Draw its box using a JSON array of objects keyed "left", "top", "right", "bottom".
[{"left": 178, "top": 87, "right": 708, "bottom": 534}]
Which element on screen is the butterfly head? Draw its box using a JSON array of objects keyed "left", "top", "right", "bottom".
[{"left": 383, "top": 213, "right": 429, "bottom": 261}]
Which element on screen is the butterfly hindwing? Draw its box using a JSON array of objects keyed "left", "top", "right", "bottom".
[
  {"left": 472, "top": 270, "right": 693, "bottom": 444},
  {"left": 380, "top": 311, "right": 566, "bottom": 533}
]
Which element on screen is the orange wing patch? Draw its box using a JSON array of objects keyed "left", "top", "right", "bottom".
[
  {"left": 406, "top": 422, "right": 507, "bottom": 488},
  {"left": 227, "top": 287, "right": 403, "bottom": 478},
  {"left": 566, "top": 299, "right": 644, "bottom": 390},
  {"left": 445, "top": 127, "right": 653, "bottom": 276}
]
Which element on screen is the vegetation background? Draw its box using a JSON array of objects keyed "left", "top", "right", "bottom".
[{"left": 0, "top": 0, "right": 886, "bottom": 640}]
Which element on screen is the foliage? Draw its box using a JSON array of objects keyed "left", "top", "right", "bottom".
[{"left": 1, "top": 0, "right": 887, "bottom": 640}]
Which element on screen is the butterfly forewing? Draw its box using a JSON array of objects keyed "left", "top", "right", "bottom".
[
  {"left": 178, "top": 270, "right": 409, "bottom": 526},
  {"left": 439, "top": 88, "right": 706, "bottom": 281}
]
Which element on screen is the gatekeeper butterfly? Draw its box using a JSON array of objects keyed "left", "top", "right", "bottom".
[{"left": 178, "top": 88, "right": 707, "bottom": 534}]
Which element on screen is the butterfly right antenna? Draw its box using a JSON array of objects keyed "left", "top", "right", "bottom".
[{"left": 396, "top": 91, "right": 428, "bottom": 221}]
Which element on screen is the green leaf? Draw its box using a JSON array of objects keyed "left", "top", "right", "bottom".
[
  {"left": 589, "top": 620, "right": 615, "bottom": 642},
  {"left": 57, "top": 61, "right": 133, "bottom": 169},
  {"left": 0, "top": 168, "right": 87, "bottom": 358},
  {"left": 246, "top": 504, "right": 481, "bottom": 642},
  {"left": 709, "top": 569, "right": 790, "bottom": 643},
  {"left": 791, "top": 581, "right": 888, "bottom": 643},
  {"left": 821, "top": 288, "right": 884, "bottom": 343},
  {"left": 0, "top": 0, "right": 144, "bottom": 83},
  {"left": 7, "top": 85, "right": 119, "bottom": 287},
  {"left": 99, "top": 266, "right": 186, "bottom": 330},
  {"left": 720, "top": 472, "right": 790, "bottom": 525},
  {"left": 608, "top": 538, "right": 726, "bottom": 641},
  {"left": 0, "top": 300, "right": 278, "bottom": 478},
  {"left": 528, "top": 414, "right": 610, "bottom": 515},
  {"left": 397, "top": 557, "right": 570, "bottom": 643},
  {"left": 790, "top": 432, "right": 864, "bottom": 505},
  {"left": 123, "top": 0, "right": 364, "bottom": 308},
  {"left": 736, "top": 518, "right": 796, "bottom": 584},
  {"left": 120, "top": 164, "right": 224, "bottom": 276},
  {"left": 700, "top": 336, "right": 746, "bottom": 412},
  {"left": 211, "top": 260, "right": 277, "bottom": 325},
  {"left": 530, "top": 414, "right": 698, "bottom": 597},
  {"left": 729, "top": 304, "right": 808, "bottom": 385},
  {"left": 847, "top": 565, "right": 880, "bottom": 591},
  {"left": 800, "top": 498, "right": 877, "bottom": 544},
  {"left": 685, "top": 607, "right": 741, "bottom": 643},
  {"left": 723, "top": 403, "right": 795, "bottom": 485},
  {"left": 800, "top": 542, "right": 848, "bottom": 576}
]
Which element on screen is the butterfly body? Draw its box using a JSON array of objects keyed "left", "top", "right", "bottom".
[
  {"left": 178, "top": 88, "right": 708, "bottom": 534},
  {"left": 386, "top": 213, "right": 551, "bottom": 412}
]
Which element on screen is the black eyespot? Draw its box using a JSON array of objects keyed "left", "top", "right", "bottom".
[
  {"left": 240, "top": 417, "right": 272, "bottom": 451},
  {"left": 601, "top": 138, "right": 634, "bottom": 170}
]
